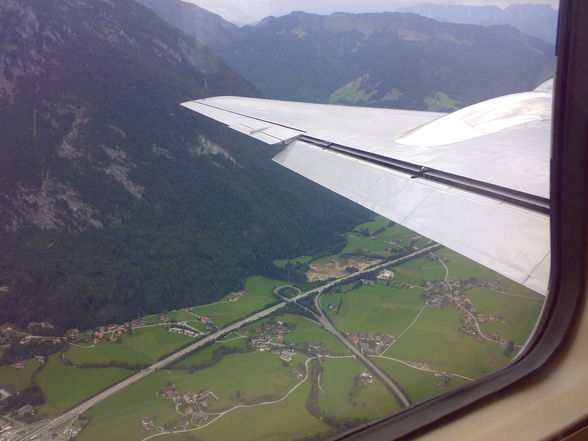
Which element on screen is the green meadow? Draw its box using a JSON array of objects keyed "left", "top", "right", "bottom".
[
  {"left": 176, "top": 374, "right": 329, "bottom": 441},
  {"left": 318, "top": 357, "right": 400, "bottom": 419},
  {"left": 36, "top": 354, "right": 132, "bottom": 418},
  {"left": 172, "top": 338, "right": 249, "bottom": 368},
  {"left": 341, "top": 234, "right": 393, "bottom": 255},
  {"left": 384, "top": 307, "right": 509, "bottom": 379},
  {"left": 169, "top": 351, "right": 302, "bottom": 411},
  {"left": 0, "top": 358, "right": 40, "bottom": 389},
  {"left": 353, "top": 215, "right": 391, "bottom": 234},
  {"left": 279, "top": 315, "right": 349, "bottom": 355},
  {"left": 373, "top": 356, "right": 470, "bottom": 404},
  {"left": 468, "top": 288, "right": 544, "bottom": 345},
  {"left": 392, "top": 256, "right": 446, "bottom": 286},
  {"left": 161, "top": 309, "right": 199, "bottom": 323},
  {"left": 437, "top": 248, "right": 500, "bottom": 281},
  {"left": 67, "top": 326, "right": 192, "bottom": 365},
  {"left": 189, "top": 276, "right": 285, "bottom": 327},
  {"left": 379, "top": 224, "right": 421, "bottom": 245},
  {"left": 77, "top": 371, "right": 182, "bottom": 441},
  {"left": 78, "top": 356, "right": 322, "bottom": 441},
  {"left": 321, "top": 284, "right": 424, "bottom": 335}
]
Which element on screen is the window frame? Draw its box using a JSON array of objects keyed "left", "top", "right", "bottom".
[{"left": 335, "top": 1, "right": 588, "bottom": 440}]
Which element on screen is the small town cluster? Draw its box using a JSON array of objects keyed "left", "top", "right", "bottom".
[{"left": 342, "top": 331, "right": 396, "bottom": 356}]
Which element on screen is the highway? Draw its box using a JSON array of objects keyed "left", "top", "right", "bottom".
[
  {"left": 311, "top": 292, "right": 412, "bottom": 408},
  {"left": 18, "top": 244, "right": 439, "bottom": 441}
]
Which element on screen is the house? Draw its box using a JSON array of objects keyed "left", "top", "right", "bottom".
[
  {"left": 0, "top": 385, "right": 17, "bottom": 401},
  {"left": 12, "top": 362, "right": 26, "bottom": 369},
  {"left": 376, "top": 270, "right": 394, "bottom": 280},
  {"left": 280, "top": 351, "right": 293, "bottom": 362},
  {"left": 16, "top": 404, "right": 35, "bottom": 417}
]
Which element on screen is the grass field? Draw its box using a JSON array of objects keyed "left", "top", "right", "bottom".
[
  {"left": 379, "top": 224, "right": 420, "bottom": 245},
  {"left": 373, "top": 356, "right": 470, "bottom": 404},
  {"left": 278, "top": 315, "right": 349, "bottom": 355},
  {"left": 35, "top": 354, "right": 132, "bottom": 418},
  {"left": 437, "top": 248, "right": 500, "bottom": 281},
  {"left": 185, "top": 320, "right": 207, "bottom": 333},
  {"left": 392, "top": 256, "right": 446, "bottom": 286},
  {"left": 468, "top": 288, "right": 544, "bottom": 345},
  {"left": 171, "top": 338, "right": 249, "bottom": 368},
  {"left": 312, "top": 254, "right": 341, "bottom": 265},
  {"left": 77, "top": 371, "right": 181, "bottom": 441},
  {"left": 79, "top": 359, "right": 327, "bottom": 441},
  {"left": 384, "top": 307, "right": 509, "bottom": 379},
  {"left": 321, "top": 284, "right": 424, "bottom": 335},
  {"left": 273, "top": 255, "right": 313, "bottom": 268},
  {"left": 66, "top": 326, "right": 192, "bottom": 366},
  {"left": 318, "top": 357, "right": 400, "bottom": 420},
  {"left": 0, "top": 358, "right": 40, "bottom": 389},
  {"left": 161, "top": 309, "right": 198, "bottom": 322},
  {"left": 341, "top": 234, "right": 392, "bottom": 256},
  {"left": 169, "top": 351, "right": 302, "bottom": 411},
  {"left": 189, "top": 276, "right": 285, "bottom": 327},
  {"left": 172, "top": 372, "right": 330, "bottom": 441},
  {"left": 353, "top": 216, "right": 390, "bottom": 234}
]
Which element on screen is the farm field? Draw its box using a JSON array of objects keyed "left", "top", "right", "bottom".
[
  {"left": 78, "top": 356, "right": 322, "bottom": 441},
  {"left": 468, "top": 288, "right": 544, "bottom": 345},
  {"left": 66, "top": 326, "right": 192, "bottom": 366},
  {"left": 172, "top": 337, "right": 249, "bottom": 368},
  {"left": 318, "top": 357, "right": 400, "bottom": 420},
  {"left": 437, "top": 248, "right": 500, "bottom": 281},
  {"left": 379, "top": 224, "right": 421, "bottom": 245},
  {"left": 384, "top": 307, "right": 509, "bottom": 379},
  {"left": 36, "top": 354, "right": 132, "bottom": 418},
  {"left": 188, "top": 276, "right": 285, "bottom": 327},
  {"left": 160, "top": 309, "right": 198, "bottom": 323},
  {"left": 77, "top": 371, "right": 181, "bottom": 441},
  {"left": 341, "top": 234, "right": 393, "bottom": 256},
  {"left": 392, "top": 256, "right": 446, "bottom": 286},
  {"left": 172, "top": 374, "right": 330, "bottom": 441},
  {"left": 280, "top": 315, "right": 349, "bottom": 355},
  {"left": 0, "top": 358, "right": 40, "bottom": 389},
  {"left": 353, "top": 215, "right": 390, "bottom": 234},
  {"left": 372, "top": 356, "right": 470, "bottom": 404},
  {"left": 321, "top": 284, "right": 424, "bottom": 335},
  {"left": 169, "top": 351, "right": 302, "bottom": 411}
]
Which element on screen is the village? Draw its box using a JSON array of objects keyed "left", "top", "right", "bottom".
[
  {"left": 0, "top": 309, "right": 217, "bottom": 431},
  {"left": 421, "top": 275, "right": 511, "bottom": 348},
  {"left": 342, "top": 331, "right": 396, "bottom": 356}
]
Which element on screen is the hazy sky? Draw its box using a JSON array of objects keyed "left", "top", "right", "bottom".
[{"left": 183, "top": 0, "right": 558, "bottom": 24}]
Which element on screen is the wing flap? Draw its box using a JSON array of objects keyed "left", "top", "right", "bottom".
[
  {"left": 182, "top": 100, "right": 303, "bottom": 144},
  {"left": 274, "top": 140, "right": 550, "bottom": 294}
]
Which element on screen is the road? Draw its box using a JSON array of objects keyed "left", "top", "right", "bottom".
[
  {"left": 311, "top": 282, "right": 413, "bottom": 408},
  {"left": 18, "top": 244, "right": 439, "bottom": 441}
]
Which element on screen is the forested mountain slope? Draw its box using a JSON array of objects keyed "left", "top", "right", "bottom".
[
  {"left": 217, "top": 11, "right": 555, "bottom": 109},
  {"left": 398, "top": 3, "right": 558, "bottom": 44},
  {"left": 139, "top": 1, "right": 554, "bottom": 111},
  {"left": 0, "top": 0, "right": 369, "bottom": 329}
]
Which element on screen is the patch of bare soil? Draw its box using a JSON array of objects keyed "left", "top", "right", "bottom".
[{"left": 306, "top": 256, "right": 382, "bottom": 282}]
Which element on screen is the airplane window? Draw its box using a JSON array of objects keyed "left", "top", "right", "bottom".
[{"left": 0, "top": 1, "right": 563, "bottom": 441}]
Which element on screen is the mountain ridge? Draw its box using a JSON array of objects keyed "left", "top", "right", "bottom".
[
  {"left": 0, "top": 0, "right": 369, "bottom": 329},
  {"left": 137, "top": 1, "right": 554, "bottom": 111},
  {"left": 397, "top": 3, "right": 558, "bottom": 44}
]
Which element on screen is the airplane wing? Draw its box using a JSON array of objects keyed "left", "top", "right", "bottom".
[{"left": 181, "top": 81, "right": 552, "bottom": 295}]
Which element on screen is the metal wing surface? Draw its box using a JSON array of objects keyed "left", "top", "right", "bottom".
[{"left": 181, "top": 83, "right": 551, "bottom": 295}]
